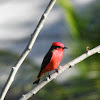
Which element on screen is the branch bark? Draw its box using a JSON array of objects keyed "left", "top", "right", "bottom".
[
  {"left": 19, "top": 45, "right": 100, "bottom": 100},
  {"left": 0, "top": 0, "right": 56, "bottom": 100}
]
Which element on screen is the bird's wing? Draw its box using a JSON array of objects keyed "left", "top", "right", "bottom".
[
  {"left": 40, "top": 50, "right": 52, "bottom": 71},
  {"left": 37, "top": 46, "right": 54, "bottom": 78},
  {"left": 34, "top": 50, "right": 52, "bottom": 82}
]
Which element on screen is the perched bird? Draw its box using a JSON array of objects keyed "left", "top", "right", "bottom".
[{"left": 33, "top": 42, "right": 68, "bottom": 84}]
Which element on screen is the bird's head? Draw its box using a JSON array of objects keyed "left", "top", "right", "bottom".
[{"left": 52, "top": 42, "right": 68, "bottom": 50}]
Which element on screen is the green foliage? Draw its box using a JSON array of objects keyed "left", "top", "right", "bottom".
[{"left": 57, "top": 0, "right": 87, "bottom": 38}]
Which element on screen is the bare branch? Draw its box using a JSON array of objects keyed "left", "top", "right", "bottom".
[
  {"left": 0, "top": 0, "right": 56, "bottom": 100},
  {"left": 19, "top": 45, "right": 100, "bottom": 100}
]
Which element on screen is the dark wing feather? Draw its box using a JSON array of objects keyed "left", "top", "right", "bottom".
[
  {"left": 37, "top": 47, "right": 53, "bottom": 78},
  {"left": 41, "top": 50, "right": 52, "bottom": 71}
]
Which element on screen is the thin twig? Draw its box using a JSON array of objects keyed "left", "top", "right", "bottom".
[
  {"left": 19, "top": 45, "right": 100, "bottom": 100},
  {"left": 0, "top": 0, "right": 56, "bottom": 100}
]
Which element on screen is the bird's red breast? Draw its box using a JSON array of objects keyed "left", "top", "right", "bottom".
[{"left": 45, "top": 49, "right": 63, "bottom": 71}]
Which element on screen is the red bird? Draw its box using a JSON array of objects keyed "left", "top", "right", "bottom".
[{"left": 33, "top": 42, "right": 68, "bottom": 84}]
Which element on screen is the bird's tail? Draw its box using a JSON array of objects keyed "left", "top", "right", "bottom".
[
  {"left": 33, "top": 70, "right": 44, "bottom": 84},
  {"left": 33, "top": 77, "right": 40, "bottom": 84}
]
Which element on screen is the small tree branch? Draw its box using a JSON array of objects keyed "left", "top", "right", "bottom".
[
  {"left": 0, "top": 0, "right": 56, "bottom": 100},
  {"left": 19, "top": 45, "right": 100, "bottom": 100}
]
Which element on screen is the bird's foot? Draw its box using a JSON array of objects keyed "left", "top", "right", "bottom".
[
  {"left": 56, "top": 66, "right": 62, "bottom": 74},
  {"left": 55, "top": 69, "right": 59, "bottom": 73},
  {"left": 48, "top": 72, "right": 51, "bottom": 79},
  {"left": 69, "top": 65, "right": 72, "bottom": 68},
  {"left": 48, "top": 74, "right": 51, "bottom": 79}
]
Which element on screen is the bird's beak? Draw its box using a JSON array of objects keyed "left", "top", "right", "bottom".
[{"left": 63, "top": 47, "right": 68, "bottom": 49}]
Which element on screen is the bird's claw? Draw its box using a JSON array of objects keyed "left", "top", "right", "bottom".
[
  {"left": 55, "top": 69, "right": 59, "bottom": 73},
  {"left": 48, "top": 74, "right": 51, "bottom": 79},
  {"left": 69, "top": 65, "right": 72, "bottom": 68}
]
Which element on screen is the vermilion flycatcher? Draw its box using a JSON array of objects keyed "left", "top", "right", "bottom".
[{"left": 33, "top": 42, "right": 68, "bottom": 84}]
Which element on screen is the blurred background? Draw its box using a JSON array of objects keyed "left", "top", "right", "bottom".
[{"left": 0, "top": 0, "right": 100, "bottom": 100}]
